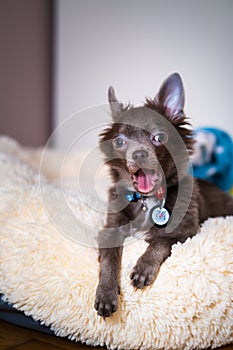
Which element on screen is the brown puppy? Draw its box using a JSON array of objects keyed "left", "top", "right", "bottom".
[{"left": 94, "top": 73, "right": 233, "bottom": 318}]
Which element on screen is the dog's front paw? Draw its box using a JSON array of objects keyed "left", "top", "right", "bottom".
[
  {"left": 94, "top": 283, "right": 119, "bottom": 318},
  {"left": 130, "top": 260, "right": 159, "bottom": 289}
]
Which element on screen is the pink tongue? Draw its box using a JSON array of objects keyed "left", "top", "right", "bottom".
[{"left": 137, "top": 169, "right": 154, "bottom": 193}]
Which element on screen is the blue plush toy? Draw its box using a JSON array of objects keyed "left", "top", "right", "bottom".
[{"left": 191, "top": 127, "right": 233, "bottom": 192}]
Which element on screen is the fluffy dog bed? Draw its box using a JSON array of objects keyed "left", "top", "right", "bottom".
[{"left": 0, "top": 136, "right": 233, "bottom": 350}]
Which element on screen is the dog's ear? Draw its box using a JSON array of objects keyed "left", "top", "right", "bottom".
[
  {"left": 108, "top": 86, "right": 123, "bottom": 120},
  {"left": 154, "top": 73, "right": 185, "bottom": 118}
]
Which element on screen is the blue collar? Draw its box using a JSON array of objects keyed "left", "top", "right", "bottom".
[{"left": 125, "top": 192, "right": 146, "bottom": 202}]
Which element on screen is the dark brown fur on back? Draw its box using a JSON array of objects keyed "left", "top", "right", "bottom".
[{"left": 94, "top": 73, "right": 233, "bottom": 318}]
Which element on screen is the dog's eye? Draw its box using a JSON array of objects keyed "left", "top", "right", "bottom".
[
  {"left": 153, "top": 132, "right": 168, "bottom": 145},
  {"left": 112, "top": 137, "right": 127, "bottom": 150}
]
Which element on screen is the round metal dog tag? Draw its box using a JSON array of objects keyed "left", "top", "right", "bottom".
[{"left": 151, "top": 207, "right": 170, "bottom": 226}]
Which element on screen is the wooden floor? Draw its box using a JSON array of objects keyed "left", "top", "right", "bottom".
[
  {"left": 0, "top": 320, "right": 103, "bottom": 350},
  {"left": 0, "top": 320, "right": 232, "bottom": 350}
]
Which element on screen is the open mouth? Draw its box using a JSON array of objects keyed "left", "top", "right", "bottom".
[{"left": 131, "top": 168, "right": 159, "bottom": 194}]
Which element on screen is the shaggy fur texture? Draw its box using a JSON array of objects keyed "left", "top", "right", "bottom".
[{"left": 0, "top": 136, "right": 233, "bottom": 350}]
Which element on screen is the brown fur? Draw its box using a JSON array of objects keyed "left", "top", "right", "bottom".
[{"left": 94, "top": 73, "right": 233, "bottom": 318}]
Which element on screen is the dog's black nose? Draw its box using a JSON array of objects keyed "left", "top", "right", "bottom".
[{"left": 132, "top": 149, "right": 148, "bottom": 162}]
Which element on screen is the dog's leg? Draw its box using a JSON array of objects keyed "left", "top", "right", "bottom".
[
  {"left": 94, "top": 187, "right": 129, "bottom": 317},
  {"left": 94, "top": 244, "right": 123, "bottom": 318},
  {"left": 130, "top": 238, "right": 174, "bottom": 289}
]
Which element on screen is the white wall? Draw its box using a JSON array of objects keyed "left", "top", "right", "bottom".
[{"left": 54, "top": 0, "right": 233, "bottom": 149}]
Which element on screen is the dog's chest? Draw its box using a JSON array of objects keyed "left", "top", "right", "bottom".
[{"left": 129, "top": 197, "right": 160, "bottom": 239}]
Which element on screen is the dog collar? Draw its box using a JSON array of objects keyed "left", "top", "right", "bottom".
[{"left": 125, "top": 186, "right": 170, "bottom": 226}]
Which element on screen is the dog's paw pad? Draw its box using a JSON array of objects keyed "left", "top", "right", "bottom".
[
  {"left": 94, "top": 284, "right": 119, "bottom": 318},
  {"left": 95, "top": 299, "right": 118, "bottom": 318},
  {"left": 130, "top": 264, "right": 158, "bottom": 289}
]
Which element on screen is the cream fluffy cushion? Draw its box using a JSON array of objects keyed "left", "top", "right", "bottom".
[{"left": 0, "top": 136, "right": 233, "bottom": 350}]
